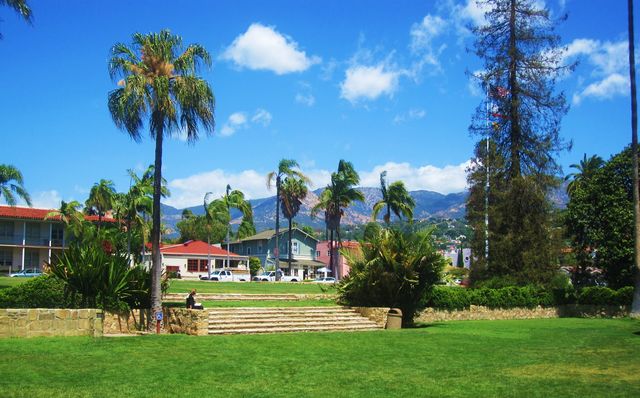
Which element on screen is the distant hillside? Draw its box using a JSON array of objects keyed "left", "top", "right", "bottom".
[
  {"left": 161, "top": 183, "right": 569, "bottom": 238},
  {"left": 161, "top": 188, "right": 469, "bottom": 236}
]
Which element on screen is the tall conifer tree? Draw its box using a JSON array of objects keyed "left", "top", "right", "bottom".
[{"left": 466, "top": 0, "right": 573, "bottom": 285}]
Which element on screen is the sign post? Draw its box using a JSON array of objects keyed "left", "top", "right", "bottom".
[{"left": 155, "top": 311, "right": 163, "bottom": 334}]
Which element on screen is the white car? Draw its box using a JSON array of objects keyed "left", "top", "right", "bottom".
[
  {"left": 10, "top": 268, "right": 42, "bottom": 277},
  {"left": 314, "top": 277, "right": 336, "bottom": 284}
]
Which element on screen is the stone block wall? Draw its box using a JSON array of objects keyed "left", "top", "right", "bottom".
[
  {"left": 0, "top": 309, "right": 103, "bottom": 338},
  {"left": 351, "top": 307, "right": 390, "bottom": 327},
  {"left": 416, "top": 305, "right": 630, "bottom": 323},
  {"left": 103, "top": 309, "right": 151, "bottom": 334},
  {"left": 163, "top": 308, "right": 208, "bottom": 336}
]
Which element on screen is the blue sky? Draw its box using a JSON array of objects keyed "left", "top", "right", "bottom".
[{"left": 0, "top": 0, "right": 635, "bottom": 209}]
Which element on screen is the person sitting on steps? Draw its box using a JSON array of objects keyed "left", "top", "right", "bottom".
[{"left": 186, "top": 289, "right": 203, "bottom": 310}]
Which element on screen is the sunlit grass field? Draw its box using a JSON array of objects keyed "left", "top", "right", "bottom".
[
  {"left": 168, "top": 279, "right": 336, "bottom": 295},
  {"left": 1, "top": 318, "right": 639, "bottom": 397}
]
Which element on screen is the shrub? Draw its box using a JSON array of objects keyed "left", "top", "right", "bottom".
[
  {"left": 338, "top": 227, "right": 446, "bottom": 327},
  {"left": 577, "top": 286, "right": 632, "bottom": 306},
  {"left": 0, "top": 275, "right": 77, "bottom": 308}
]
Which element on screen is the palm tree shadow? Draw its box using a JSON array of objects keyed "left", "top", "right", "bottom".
[
  {"left": 633, "top": 331, "right": 640, "bottom": 336},
  {"left": 412, "top": 323, "right": 444, "bottom": 329}
]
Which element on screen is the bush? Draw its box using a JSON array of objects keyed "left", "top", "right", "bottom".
[
  {"left": 0, "top": 275, "right": 77, "bottom": 308},
  {"left": 577, "top": 286, "right": 632, "bottom": 306},
  {"left": 426, "top": 285, "right": 633, "bottom": 310},
  {"left": 338, "top": 227, "right": 446, "bottom": 327}
]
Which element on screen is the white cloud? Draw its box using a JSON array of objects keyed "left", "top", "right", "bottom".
[
  {"left": 359, "top": 161, "right": 469, "bottom": 194},
  {"left": 30, "top": 190, "right": 62, "bottom": 209},
  {"left": 220, "top": 112, "right": 248, "bottom": 137},
  {"left": 166, "top": 161, "right": 469, "bottom": 208},
  {"left": 394, "top": 108, "right": 426, "bottom": 124},
  {"left": 219, "top": 109, "right": 271, "bottom": 137},
  {"left": 340, "top": 64, "right": 400, "bottom": 103},
  {"left": 410, "top": 15, "right": 447, "bottom": 53},
  {"left": 572, "top": 73, "right": 629, "bottom": 105},
  {"left": 295, "top": 93, "right": 315, "bottom": 106},
  {"left": 564, "top": 39, "right": 630, "bottom": 105},
  {"left": 251, "top": 108, "right": 272, "bottom": 126},
  {"left": 221, "top": 23, "right": 321, "bottom": 75}
]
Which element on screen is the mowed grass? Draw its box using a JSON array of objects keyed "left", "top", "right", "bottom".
[
  {"left": 165, "top": 299, "right": 338, "bottom": 308},
  {"left": 1, "top": 318, "right": 639, "bottom": 397},
  {"left": 0, "top": 276, "right": 28, "bottom": 290},
  {"left": 168, "top": 279, "right": 336, "bottom": 295}
]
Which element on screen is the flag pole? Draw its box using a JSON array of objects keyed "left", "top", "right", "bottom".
[{"left": 485, "top": 82, "right": 490, "bottom": 266}]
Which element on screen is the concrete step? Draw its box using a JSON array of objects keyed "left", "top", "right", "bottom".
[
  {"left": 164, "top": 294, "right": 303, "bottom": 301},
  {"left": 209, "top": 319, "right": 378, "bottom": 330},
  {"left": 207, "top": 306, "right": 352, "bottom": 313},
  {"left": 208, "top": 314, "right": 366, "bottom": 322},
  {"left": 208, "top": 324, "right": 380, "bottom": 335}
]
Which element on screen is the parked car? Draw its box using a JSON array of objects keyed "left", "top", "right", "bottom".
[
  {"left": 10, "top": 269, "right": 42, "bottom": 277},
  {"left": 314, "top": 277, "right": 336, "bottom": 284},
  {"left": 252, "top": 270, "right": 302, "bottom": 282}
]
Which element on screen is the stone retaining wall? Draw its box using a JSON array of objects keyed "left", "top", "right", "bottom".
[
  {"left": 103, "top": 309, "right": 151, "bottom": 334},
  {"left": 416, "top": 305, "right": 630, "bottom": 323},
  {"left": 0, "top": 309, "right": 103, "bottom": 338},
  {"left": 351, "top": 307, "right": 390, "bottom": 328},
  {"left": 164, "top": 308, "right": 209, "bottom": 336}
]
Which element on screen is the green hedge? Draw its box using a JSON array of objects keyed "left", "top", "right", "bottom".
[
  {"left": 426, "top": 286, "right": 633, "bottom": 311},
  {"left": 0, "top": 275, "right": 76, "bottom": 308}
]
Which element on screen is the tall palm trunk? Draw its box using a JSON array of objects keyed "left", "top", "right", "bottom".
[
  {"left": 274, "top": 177, "right": 281, "bottom": 281},
  {"left": 288, "top": 217, "right": 293, "bottom": 274},
  {"left": 150, "top": 120, "right": 164, "bottom": 328},
  {"left": 628, "top": 0, "right": 640, "bottom": 316}
]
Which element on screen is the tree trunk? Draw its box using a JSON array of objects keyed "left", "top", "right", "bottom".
[
  {"left": 275, "top": 176, "right": 281, "bottom": 281},
  {"left": 288, "top": 217, "right": 293, "bottom": 275},
  {"left": 150, "top": 120, "right": 164, "bottom": 330},
  {"left": 328, "top": 228, "right": 334, "bottom": 276},
  {"left": 628, "top": 0, "right": 640, "bottom": 316}
]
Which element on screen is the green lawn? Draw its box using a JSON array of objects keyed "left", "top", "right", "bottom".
[
  {"left": 165, "top": 299, "right": 338, "bottom": 308},
  {"left": 168, "top": 279, "right": 336, "bottom": 295},
  {"left": 0, "top": 276, "right": 28, "bottom": 290},
  {"left": 1, "top": 318, "right": 639, "bottom": 397}
]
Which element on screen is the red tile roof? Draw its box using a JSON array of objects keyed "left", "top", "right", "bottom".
[
  {"left": 0, "top": 205, "right": 116, "bottom": 222},
  {"left": 160, "top": 240, "right": 243, "bottom": 257}
]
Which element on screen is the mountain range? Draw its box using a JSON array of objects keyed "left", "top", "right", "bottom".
[
  {"left": 161, "top": 188, "right": 469, "bottom": 236},
  {"left": 161, "top": 184, "right": 569, "bottom": 237}
]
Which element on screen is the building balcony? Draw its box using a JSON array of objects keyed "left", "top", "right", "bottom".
[{"left": 0, "top": 235, "right": 65, "bottom": 248}]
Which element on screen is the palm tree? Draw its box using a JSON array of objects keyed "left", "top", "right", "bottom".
[
  {"left": 0, "top": 164, "right": 31, "bottom": 206},
  {"left": 371, "top": 171, "right": 415, "bottom": 225},
  {"left": 627, "top": 0, "right": 640, "bottom": 316},
  {"left": 280, "top": 176, "right": 309, "bottom": 269},
  {"left": 207, "top": 186, "right": 253, "bottom": 268},
  {"left": 311, "top": 160, "right": 364, "bottom": 277},
  {"left": 565, "top": 154, "right": 604, "bottom": 197},
  {"left": 0, "top": 0, "right": 32, "bottom": 39},
  {"left": 267, "top": 159, "right": 310, "bottom": 280},
  {"left": 108, "top": 30, "right": 215, "bottom": 320},
  {"left": 45, "top": 200, "right": 84, "bottom": 238},
  {"left": 85, "top": 179, "right": 115, "bottom": 229}
]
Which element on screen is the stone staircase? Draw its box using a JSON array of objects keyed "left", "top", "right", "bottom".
[{"left": 207, "top": 306, "right": 382, "bottom": 335}]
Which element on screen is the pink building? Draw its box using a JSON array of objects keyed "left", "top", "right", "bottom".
[{"left": 315, "top": 240, "right": 361, "bottom": 280}]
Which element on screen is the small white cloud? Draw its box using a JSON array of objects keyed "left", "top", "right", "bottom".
[
  {"left": 219, "top": 112, "right": 248, "bottom": 137},
  {"left": 295, "top": 93, "right": 315, "bottom": 106},
  {"left": 573, "top": 73, "right": 629, "bottom": 105},
  {"left": 410, "top": 15, "right": 447, "bottom": 54},
  {"left": 340, "top": 64, "right": 400, "bottom": 103},
  {"left": 30, "top": 190, "right": 63, "bottom": 209},
  {"left": 251, "top": 108, "right": 272, "bottom": 126},
  {"left": 221, "top": 23, "right": 321, "bottom": 75},
  {"left": 394, "top": 108, "right": 426, "bottom": 124}
]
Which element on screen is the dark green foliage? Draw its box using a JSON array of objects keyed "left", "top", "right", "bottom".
[
  {"left": 0, "top": 275, "right": 76, "bottom": 308},
  {"left": 249, "top": 257, "right": 262, "bottom": 277},
  {"left": 337, "top": 227, "right": 446, "bottom": 326},
  {"left": 427, "top": 285, "right": 632, "bottom": 310},
  {"left": 577, "top": 287, "right": 633, "bottom": 306},
  {"left": 565, "top": 147, "right": 637, "bottom": 288},
  {"left": 176, "top": 214, "right": 227, "bottom": 243}
]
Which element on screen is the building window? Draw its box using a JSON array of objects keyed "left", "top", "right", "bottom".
[
  {"left": 247, "top": 247, "right": 251, "bottom": 255},
  {"left": 0, "top": 249, "right": 12, "bottom": 267},
  {"left": 24, "top": 249, "right": 39, "bottom": 269},
  {"left": 257, "top": 245, "right": 262, "bottom": 254},
  {"left": 327, "top": 251, "right": 331, "bottom": 256},
  {"left": 199, "top": 259, "right": 209, "bottom": 272},
  {"left": 315, "top": 250, "right": 320, "bottom": 258},
  {"left": 187, "top": 259, "right": 198, "bottom": 272},
  {"left": 51, "top": 224, "right": 64, "bottom": 245},
  {"left": 293, "top": 241, "right": 299, "bottom": 254},
  {"left": 166, "top": 266, "right": 179, "bottom": 273},
  {"left": 0, "top": 222, "right": 14, "bottom": 240}
]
